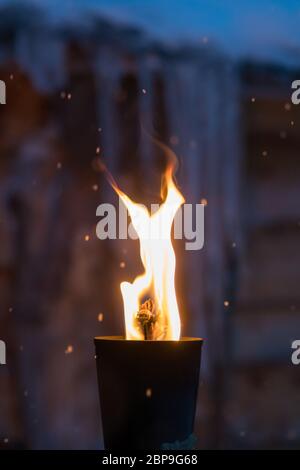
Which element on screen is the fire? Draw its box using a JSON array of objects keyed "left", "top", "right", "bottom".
[{"left": 111, "top": 164, "right": 185, "bottom": 341}]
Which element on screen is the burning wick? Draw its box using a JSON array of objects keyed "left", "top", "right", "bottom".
[{"left": 136, "top": 299, "right": 157, "bottom": 340}]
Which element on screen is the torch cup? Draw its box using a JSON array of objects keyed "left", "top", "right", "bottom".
[{"left": 94, "top": 336, "right": 203, "bottom": 450}]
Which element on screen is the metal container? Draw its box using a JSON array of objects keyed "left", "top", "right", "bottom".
[{"left": 94, "top": 336, "right": 203, "bottom": 450}]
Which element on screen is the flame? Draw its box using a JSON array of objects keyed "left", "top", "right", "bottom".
[{"left": 111, "top": 163, "right": 185, "bottom": 340}]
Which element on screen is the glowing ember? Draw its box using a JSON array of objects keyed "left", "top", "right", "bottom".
[
  {"left": 98, "top": 313, "right": 104, "bottom": 322},
  {"left": 110, "top": 161, "right": 185, "bottom": 341},
  {"left": 136, "top": 299, "right": 157, "bottom": 340}
]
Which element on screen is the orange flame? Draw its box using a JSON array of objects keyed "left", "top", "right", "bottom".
[{"left": 110, "top": 162, "right": 184, "bottom": 340}]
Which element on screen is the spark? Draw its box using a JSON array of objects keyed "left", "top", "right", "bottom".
[
  {"left": 65, "top": 345, "right": 73, "bottom": 354},
  {"left": 98, "top": 313, "right": 104, "bottom": 322},
  {"left": 145, "top": 388, "right": 152, "bottom": 398},
  {"left": 84, "top": 235, "right": 90, "bottom": 241}
]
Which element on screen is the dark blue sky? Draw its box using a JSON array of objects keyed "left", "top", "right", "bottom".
[{"left": 1, "top": 0, "right": 300, "bottom": 64}]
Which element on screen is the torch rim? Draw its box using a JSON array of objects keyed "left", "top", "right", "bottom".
[{"left": 94, "top": 335, "right": 203, "bottom": 343}]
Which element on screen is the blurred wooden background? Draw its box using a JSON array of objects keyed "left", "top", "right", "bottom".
[{"left": 0, "top": 4, "right": 299, "bottom": 449}]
